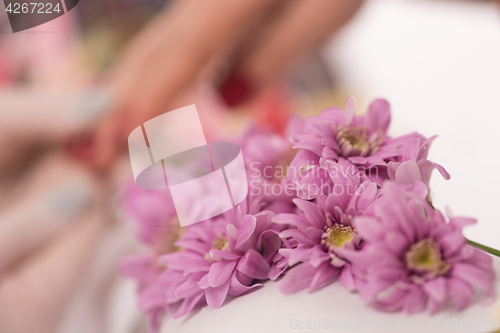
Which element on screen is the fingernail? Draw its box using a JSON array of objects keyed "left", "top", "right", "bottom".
[
  {"left": 218, "top": 71, "right": 254, "bottom": 107},
  {"left": 46, "top": 181, "right": 93, "bottom": 223},
  {"left": 72, "top": 89, "right": 113, "bottom": 123}
]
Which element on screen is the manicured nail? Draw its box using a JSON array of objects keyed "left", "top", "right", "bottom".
[{"left": 218, "top": 71, "right": 254, "bottom": 107}]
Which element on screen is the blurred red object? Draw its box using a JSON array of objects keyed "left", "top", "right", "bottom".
[{"left": 252, "top": 85, "right": 292, "bottom": 134}]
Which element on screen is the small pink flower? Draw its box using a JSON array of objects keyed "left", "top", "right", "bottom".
[
  {"left": 274, "top": 159, "right": 378, "bottom": 293},
  {"left": 159, "top": 198, "right": 284, "bottom": 318}
]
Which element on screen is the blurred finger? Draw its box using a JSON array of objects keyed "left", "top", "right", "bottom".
[
  {"left": 0, "top": 88, "right": 111, "bottom": 142},
  {"left": 0, "top": 153, "right": 102, "bottom": 274},
  {"left": 92, "top": 0, "right": 279, "bottom": 169},
  {"left": 0, "top": 204, "right": 105, "bottom": 333},
  {"left": 0, "top": 88, "right": 111, "bottom": 174}
]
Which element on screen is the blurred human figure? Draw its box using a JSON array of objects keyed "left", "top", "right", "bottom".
[{"left": 83, "top": 0, "right": 365, "bottom": 167}]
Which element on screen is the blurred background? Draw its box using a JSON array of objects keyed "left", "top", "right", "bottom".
[{"left": 0, "top": 0, "right": 499, "bottom": 332}]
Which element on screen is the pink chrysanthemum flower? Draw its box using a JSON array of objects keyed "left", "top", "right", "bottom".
[
  {"left": 287, "top": 97, "right": 448, "bottom": 199},
  {"left": 274, "top": 159, "right": 378, "bottom": 293},
  {"left": 159, "top": 195, "right": 284, "bottom": 318},
  {"left": 338, "top": 183, "right": 495, "bottom": 314}
]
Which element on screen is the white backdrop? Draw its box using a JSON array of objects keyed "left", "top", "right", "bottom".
[{"left": 325, "top": 0, "right": 500, "bottom": 249}]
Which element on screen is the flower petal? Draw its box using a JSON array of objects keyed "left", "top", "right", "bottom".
[
  {"left": 338, "top": 263, "right": 356, "bottom": 291},
  {"left": 228, "top": 272, "right": 263, "bottom": 297},
  {"left": 208, "top": 259, "right": 238, "bottom": 288},
  {"left": 175, "top": 275, "right": 204, "bottom": 298},
  {"left": 367, "top": 98, "right": 390, "bottom": 133},
  {"left": 395, "top": 160, "right": 421, "bottom": 185},
  {"left": 173, "top": 293, "right": 204, "bottom": 319},
  {"left": 198, "top": 273, "right": 210, "bottom": 289},
  {"left": 209, "top": 250, "right": 240, "bottom": 261},
  {"left": 205, "top": 277, "right": 231, "bottom": 309},
  {"left": 453, "top": 262, "right": 494, "bottom": 294},
  {"left": 309, "top": 262, "right": 340, "bottom": 292},
  {"left": 278, "top": 262, "right": 316, "bottom": 294},
  {"left": 236, "top": 249, "right": 271, "bottom": 280},
  {"left": 293, "top": 198, "right": 325, "bottom": 229},
  {"left": 423, "top": 277, "right": 447, "bottom": 304},
  {"left": 447, "top": 277, "right": 474, "bottom": 310},
  {"left": 293, "top": 139, "right": 324, "bottom": 157},
  {"left": 273, "top": 213, "right": 309, "bottom": 228},
  {"left": 235, "top": 215, "right": 257, "bottom": 248}
]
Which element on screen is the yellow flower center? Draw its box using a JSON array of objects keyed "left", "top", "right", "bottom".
[
  {"left": 336, "top": 125, "right": 382, "bottom": 157},
  {"left": 154, "top": 217, "right": 184, "bottom": 255},
  {"left": 211, "top": 233, "right": 229, "bottom": 251},
  {"left": 405, "top": 238, "right": 451, "bottom": 277},
  {"left": 321, "top": 224, "right": 356, "bottom": 249},
  {"left": 204, "top": 232, "right": 229, "bottom": 262}
]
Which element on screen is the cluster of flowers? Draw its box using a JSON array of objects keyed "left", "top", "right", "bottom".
[{"left": 120, "top": 97, "right": 495, "bottom": 332}]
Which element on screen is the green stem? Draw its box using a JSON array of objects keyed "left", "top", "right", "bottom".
[{"left": 466, "top": 239, "right": 500, "bottom": 258}]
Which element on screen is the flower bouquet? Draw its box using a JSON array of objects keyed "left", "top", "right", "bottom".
[{"left": 120, "top": 97, "right": 499, "bottom": 333}]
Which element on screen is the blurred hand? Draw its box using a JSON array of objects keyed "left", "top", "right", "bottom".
[
  {"left": 91, "top": 0, "right": 364, "bottom": 168},
  {"left": 0, "top": 88, "right": 110, "bottom": 175},
  {"left": 0, "top": 153, "right": 108, "bottom": 333}
]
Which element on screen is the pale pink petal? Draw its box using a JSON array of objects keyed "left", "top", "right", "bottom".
[
  {"left": 209, "top": 250, "right": 240, "bottom": 261},
  {"left": 344, "top": 96, "right": 356, "bottom": 123},
  {"left": 175, "top": 275, "right": 204, "bottom": 298},
  {"left": 173, "top": 293, "right": 204, "bottom": 318},
  {"left": 384, "top": 231, "right": 409, "bottom": 255},
  {"left": 367, "top": 98, "right": 391, "bottom": 133},
  {"left": 411, "top": 180, "right": 428, "bottom": 199},
  {"left": 278, "top": 262, "right": 316, "bottom": 294},
  {"left": 395, "top": 160, "right": 421, "bottom": 185},
  {"left": 198, "top": 273, "right": 209, "bottom": 289},
  {"left": 309, "top": 262, "right": 340, "bottom": 292},
  {"left": 228, "top": 272, "right": 263, "bottom": 296},
  {"left": 205, "top": 277, "right": 231, "bottom": 309},
  {"left": 273, "top": 213, "right": 309, "bottom": 228},
  {"left": 403, "top": 286, "right": 426, "bottom": 314},
  {"left": 338, "top": 263, "right": 356, "bottom": 291},
  {"left": 236, "top": 249, "right": 271, "bottom": 280},
  {"left": 447, "top": 278, "right": 474, "bottom": 310},
  {"left": 401, "top": 138, "right": 420, "bottom": 162},
  {"left": 292, "top": 198, "right": 325, "bottom": 229},
  {"left": 387, "top": 161, "right": 400, "bottom": 181},
  {"left": 287, "top": 246, "right": 314, "bottom": 266},
  {"left": 293, "top": 139, "right": 324, "bottom": 157},
  {"left": 423, "top": 277, "right": 447, "bottom": 304},
  {"left": 235, "top": 215, "right": 257, "bottom": 248},
  {"left": 208, "top": 259, "right": 238, "bottom": 288},
  {"left": 453, "top": 263, "right": 494, "bottom": 294},
  {"left": 280, "top": 229, "right": 317, "bottom": 246}
]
